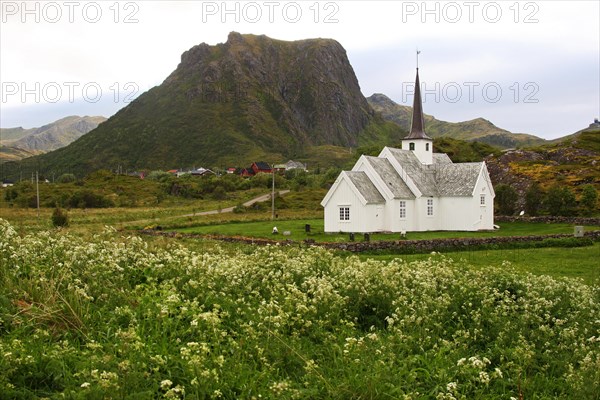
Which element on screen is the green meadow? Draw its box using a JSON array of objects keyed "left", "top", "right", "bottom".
[{"left": 1, "top": 181, "right": 599, "bottom": 398}]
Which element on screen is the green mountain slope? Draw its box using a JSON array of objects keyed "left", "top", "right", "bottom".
[
  {"left": 367, "top": 93, "right": 547, "bottom": 149},
  {"left": 3, "top": 33, "right": 403, "bottom": 178}
]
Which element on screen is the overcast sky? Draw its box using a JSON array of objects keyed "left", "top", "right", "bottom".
[{"left": 1, "top": 0, "right": 598, "bottom": 139}]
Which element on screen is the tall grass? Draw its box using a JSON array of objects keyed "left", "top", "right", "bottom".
[{"left": 1, "top": 219, "right": 598, "bottom": 398}]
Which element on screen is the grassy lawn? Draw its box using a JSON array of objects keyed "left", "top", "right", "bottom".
[
  {"left": 178, "top": 218, "right": 600, "bottom": 242},
  {"left": 360, "top": 243, "right": 600, "bottom": 285}
]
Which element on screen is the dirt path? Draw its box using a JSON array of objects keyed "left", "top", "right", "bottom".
[
  {"left": 181, "top": 190, "right": 290, "bottom": 217},
  {"left": 125, "top": 190, "right": 290, "bottom": 226}
]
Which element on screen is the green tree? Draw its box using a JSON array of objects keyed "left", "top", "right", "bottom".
[
  {"left": 56, "top": 173, "right": 76, "bottom": 183},
  {"left": 580, "top": 185, "right": 598, "bottom": 216},
  {"left": 494, "top": 184, "right": 518, "bottom": 215},
  {"left": 524, "top": 182, "right": 544, "bottom": 216},
  {"left": 545, "top": 185, "right": 577, "bottom": 216}
]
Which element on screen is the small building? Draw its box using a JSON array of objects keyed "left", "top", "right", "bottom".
[
  {"left": 240, "top": 168, "right": 255, "bottom": 178},
  {"left": 251, "top": 162, "right": 272, "bottom": 175},
  {"left": 321, "top": 68, "right": 495, "bottom": 233},
  {"left": 190, "top": 167, "right": 215, "bottom": 177},
  {"left": 285, "top": 160, "right": 307, "bottom": 171}
]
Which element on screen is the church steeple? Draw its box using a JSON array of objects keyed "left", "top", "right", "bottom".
[
  {"left": 402, "top": 57, "right": 433, "bottom": 165},
  {"left": 405, "top": 68, "right": 432, "bottom": 140}
]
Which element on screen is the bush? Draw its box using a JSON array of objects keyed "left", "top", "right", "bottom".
[
  {"left": 211, "top": 185, "right": 227, "bottom": 200},
  {"left": 67, "top": 190, "right": 114, "bottom": 208},
  {"left": 56, "top": 173, "right": 76, "bottom": 183},
  {"left": 524, "top": 182, "right": 544, "bottom": 216},
  {"left": 545, "top": 185, "right": 577, "bottom": 216},
  {"left": 494, "top": 184, "right": 518, "bottom": 215},
  {"left": 580, "top": 185, "right": 598, "bottom": 216},
  {"left": 51, "top": 207, "right": 69, "bottom": 227}
]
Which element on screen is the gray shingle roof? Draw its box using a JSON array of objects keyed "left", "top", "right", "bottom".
[
  {"left": 345, "top": 171, "right": 386, "bottom": 204},
  {"left": 432, "top": 162, "right": 483, "bottom": 196},
  {"left": 433, "top": 153, "right": 453, "bottom": 164},
  {"left": 363, "top": 156, "right": 415, "bottom": 199},
  {"left": 386, "top": 148, "right": 438, "bottom": 196},
  {"left": 384, "top": 147, "right": 482, "bottom": 197}
]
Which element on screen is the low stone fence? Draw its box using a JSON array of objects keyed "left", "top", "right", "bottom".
[
  {"left": 319, "top": 231, "right": 600, "bottom": 253},
  {"left": 495, "top": 216, "right": 600, "bottom": 225},
  {"left": 140, "top": 229, "right": 600, "bottom": 254}
]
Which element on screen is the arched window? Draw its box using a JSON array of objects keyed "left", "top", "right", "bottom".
[
  {"left": 409, "top": 142, "right": 415, "bottom": 151},
  {"left": 426, "top": 143, "right": 430, "bottom": 151}
]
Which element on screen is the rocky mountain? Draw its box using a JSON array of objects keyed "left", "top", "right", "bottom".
[
  {"left": 485, "top": 126, "right": 600, "bottom": 209},
  {"left": 367, "top": 93, "right": 547, "bottom": 149},
  {"left": 0, "top": 116, "right": 106, "bottom": 162},
  {"left": 4, "top": 32, "right": 402, "bottom": 178}
]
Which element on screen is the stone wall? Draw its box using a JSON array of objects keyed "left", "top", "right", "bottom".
[
  {"left": 140, "top": 229, "right": 600, "bottom": 254},
  {"left": 495, "top": 216, "right": 600, "bottom": 225},
  {"left": 320, "top": 231, "right": 599, "bottom": 253}
]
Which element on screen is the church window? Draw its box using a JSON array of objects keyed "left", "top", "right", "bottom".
[
  {"left": 409, "top": 142, "right": 415, "bottom": 151},
  {"left": 427, "top": 198, "right": 434, "bottom": 216},
  {"left": 339, "top": 206, "right": 350, "bottom": 221}
]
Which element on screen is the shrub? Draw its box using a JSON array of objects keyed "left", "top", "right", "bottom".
[
  {"left": 56, "top": 173, "right": 76, "bottom": 183},
  {"left": 545, "top": 185, "right": 577, "bottom": 216},
  {"left": 51, "top": 207, "right": 69, "bottom": 227},
  {"left": 494, "top": 184, "right": 518, "bottom": 215},
  {"left": 524, "top": 181, "right": 544, "bottom": 216},
  {"left": 211, "top": 185, "right": 227, "bottom": 200},
  {"left": 580, "top": 185, "right": 598, "bottom": 216}
]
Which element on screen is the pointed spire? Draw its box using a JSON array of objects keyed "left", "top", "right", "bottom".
[{"left": 405, "top": 67, "right": 432, "bottom": 140}]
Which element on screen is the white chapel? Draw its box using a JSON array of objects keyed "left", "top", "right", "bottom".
[{"left": 321, "top": 69, "right": 495, "bottom": 233}]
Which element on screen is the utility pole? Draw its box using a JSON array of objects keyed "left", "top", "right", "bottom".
[
  {"left": 271, "top": 163, "right": 275, "bottom": 220},
  {"left": 36, "top": 171, "right": 40, "bottom": 220}
]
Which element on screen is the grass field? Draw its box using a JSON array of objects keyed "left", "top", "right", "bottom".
[
  {"left": 361, "top": 243, "right": 600, "bottom": 285},
  {"left": 178, "top": 218, "right": 600, "bottom": 242}
]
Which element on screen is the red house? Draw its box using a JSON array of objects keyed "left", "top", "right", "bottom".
[{"left": 251, "top": 161, "right": 272, "bottom": 174}]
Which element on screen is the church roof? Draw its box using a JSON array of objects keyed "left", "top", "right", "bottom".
[
  {"left": 345, "top": 171, "right": 386, "bottom": 204},
  {"left": 386, "top": 147, "right": 438, "bottom": 196},
  {"left": 363, "top": 156, "right": 415, "bottom": 199},
  {"left": 385, "top": 147, "right": 483, "bottom": 197},
  {"left": 433, "top": 153, "right": 452, "bottom": 164},
  {"left": 432, "top": 162, "right": 483, "bottom": 196},
  {"left": 404, "top": 69, "right": 432, "bottom": 140}
]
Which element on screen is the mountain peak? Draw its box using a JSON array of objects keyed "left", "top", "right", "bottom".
[{"left": 5, "top": 33, "right": 401, "bottom": 176}]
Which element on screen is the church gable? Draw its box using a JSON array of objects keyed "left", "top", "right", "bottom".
[{"left": 359, "top": 156, "right": 415, "bottom": 199}]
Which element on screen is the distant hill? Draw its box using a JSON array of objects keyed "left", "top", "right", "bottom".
[
  {"left": 0, "top": 116, "right": 106, "bottom": 162},
  {"left": 367, "top": 93, "right": 547, "bottom": 149},
  {"left": 0, "top": 145, "right": 44, "bottom": 163},
  {"left": 3, "top": 32, "right": 402, "bottom": 179}
]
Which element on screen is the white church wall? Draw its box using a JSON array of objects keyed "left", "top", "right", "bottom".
[
  {"left": 386, "top": 199, "right": 417, "bottom": 232},
  {"left": 323, "top": 178, "right": 383, "bottom": 233}
]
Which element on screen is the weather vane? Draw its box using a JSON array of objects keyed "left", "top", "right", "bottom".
[{"left": 416, "top": 49, "right": 421, "bottom": 70}]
